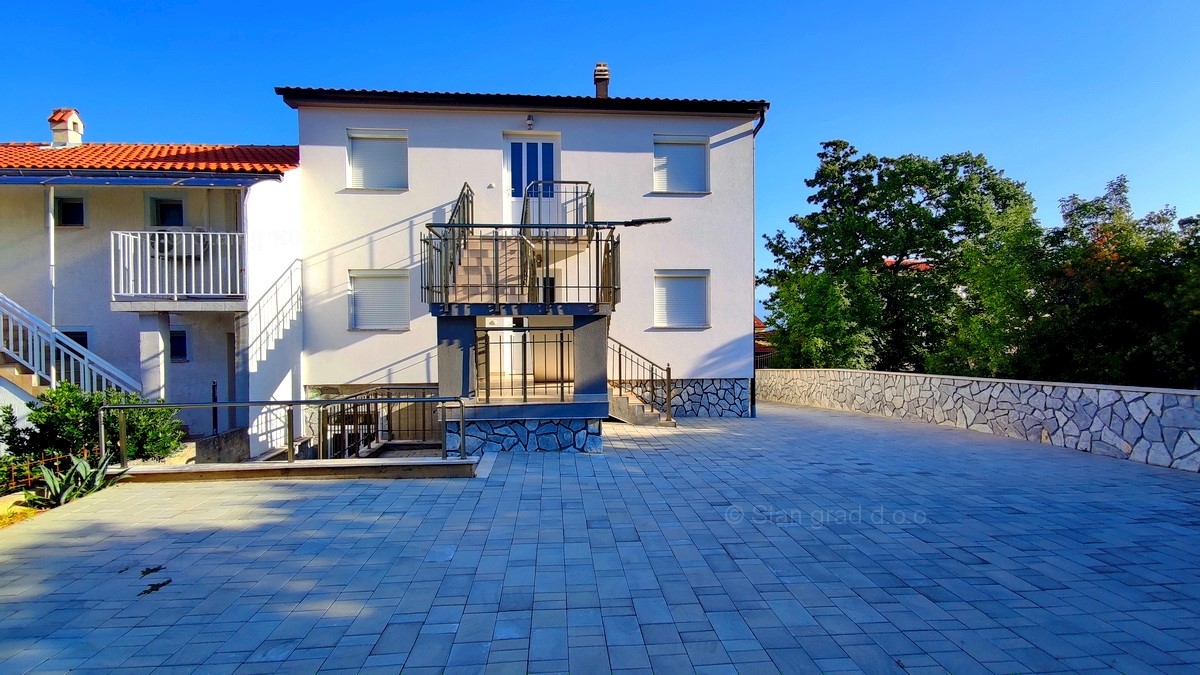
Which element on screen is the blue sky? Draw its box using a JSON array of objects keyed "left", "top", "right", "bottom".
[{"left": 4, "top": 1, "right": 1198, "bottom": 314}]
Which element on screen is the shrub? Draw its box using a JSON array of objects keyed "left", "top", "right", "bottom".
[
  {"left": 0, "top": 385, "right": 184, "bottom": 461},
  {"left": 22, "top": 452, "right": 127, "bottom": 509}
]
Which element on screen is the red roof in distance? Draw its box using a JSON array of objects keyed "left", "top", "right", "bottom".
[{"left": 0, "top": 143, "right": 299, "bottom": 175}]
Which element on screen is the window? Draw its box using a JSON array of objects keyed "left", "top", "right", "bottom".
[
  {"left": 169, "top": 330, "right": 189, "bottom": 362},
  {"left": 55, "top": 197, "right": 85, "bottom": 227},
  {"left": 349, "top": 270, "right": 411, "bottom": 330},
  {"left": 654, "top": 270, "right": 709, "bottom": 328},
  {"left": 61, "top": 330, "right": 89, "bottom": 350},
  {"left": 153, "top": 198, "right": 185, "bottom": 227},
  {"left": 652, "top": 136, "right": 708, "bottom": 193},
  {"left": 348, "top": 131, "right": 409, "bottom": 190}
]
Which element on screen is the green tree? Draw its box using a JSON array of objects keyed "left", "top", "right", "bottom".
[
  {"left": 1018, "top": 177, "right": 1198, "bottom": 387},
  {"left": 761, "top": 140, "right": 1034, "bottom": 371}
]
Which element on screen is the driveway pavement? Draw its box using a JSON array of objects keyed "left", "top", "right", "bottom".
[{"left": 2, "top": 402, "right": 1199, "bottom": 673}]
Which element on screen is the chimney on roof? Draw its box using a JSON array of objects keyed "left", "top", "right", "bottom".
[
  {"left": 594, "top": 62, "right": 610, "bottom": 98},
  {"left": 48, "top": 108, "right": 84, "bottom": 146}
]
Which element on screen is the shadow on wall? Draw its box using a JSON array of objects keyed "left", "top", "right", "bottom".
[
  {"left": 303, "top": 201, "right": 454, "bottom": 299},
  {"left": 682, "top": 333, "right": 754, "bottom": 380},
  {"left": 247, "top": 261, "right": 304, "bottom": 453}
]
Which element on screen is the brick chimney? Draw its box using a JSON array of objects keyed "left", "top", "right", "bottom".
[
  {"left": 594, "top": 62, "right": 610, "bottom": 98},
  {"left": 48, "top": 108, "right": 84, "bottom": 146}
]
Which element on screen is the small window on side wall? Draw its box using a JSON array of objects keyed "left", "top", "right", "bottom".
[
  {"left": 349, "top": 270, "right": 411, "bottom": 330},
  {"left": 169, "top": 330, "right": 189, "bottom": 362},
  {"left": 55, "top": 197, "right": 85, "bottom": 227},
  {"left": 348, "top": 131, "right": 409, "bottom": 190},
  {"left": 653, "top": 270, "right": 710, "bottom": 329},
  {"left": 652, "top": 136, "right": 708, "bottom": 193},
  {"left": 153, "top": 198, "right": 184, "bottom": 227}
]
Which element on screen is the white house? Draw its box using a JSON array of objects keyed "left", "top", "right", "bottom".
[
  {"left": 0, "top": 66, "right": 766, "bottom": 456},
  {"left": 278, "top": 64, "right": 765, "bottom": 451},
  {"left": 0, "top": 109, "right": 302, "bottom": 446}
]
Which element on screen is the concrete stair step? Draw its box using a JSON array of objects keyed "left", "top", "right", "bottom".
[{"left": 0, "top": 362, "right": 43, "bottom": 397}]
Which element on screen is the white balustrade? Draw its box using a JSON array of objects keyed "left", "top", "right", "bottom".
[{"left": 110, "top": 230, "right": 245, "bottom": 299}]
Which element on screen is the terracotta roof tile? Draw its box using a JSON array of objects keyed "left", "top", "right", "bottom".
[
  {"left": 0, "top": 143, "right": 299, "bottom": 175},
  {"left": 47, "top": 108, "right": 79, "bottom": 124}
]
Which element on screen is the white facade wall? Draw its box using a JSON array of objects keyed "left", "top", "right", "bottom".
[
  {"left": 0, "top": 184, "right": 271, "bottom": 436},
  {"left": 296, "top": 106, "right": 757, "bottom": 383},
  {"left": 243, "top": 170, "right": 304, "bottom": 453}
]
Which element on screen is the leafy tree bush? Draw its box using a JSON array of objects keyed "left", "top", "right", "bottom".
[{"left": 0, "top": 385, "right": 184, "bottom": 461}]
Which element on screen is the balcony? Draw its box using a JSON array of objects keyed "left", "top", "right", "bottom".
[
  {"left": 420, "top": 181, "right": 621, "bottom": 314},
  {"left": 110, "top": 230, "right": 246, "bottom": 311}
]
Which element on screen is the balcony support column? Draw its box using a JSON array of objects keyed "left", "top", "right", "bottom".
[
  {"left": 138, "top": 312, "right": 171, "bottom": 401},
  {"left": 437, "top": 316, "right": 478, "bottom": 399},
  {"left": 572, "top": 315, "right": 608, "bottom": 404}
]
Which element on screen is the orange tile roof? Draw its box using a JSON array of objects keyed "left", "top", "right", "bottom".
[{"left": 0, "top": 143, "right": 298, "bottom": 175}]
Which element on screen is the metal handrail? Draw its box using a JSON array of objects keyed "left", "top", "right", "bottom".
[
  {"left": 475, "top": 326, "right": 574, "bottom": 403},
  {"left": 317, "top": 385, "right": 441, "bottom": 459},
  {"left": 608, "top": 337, "right": 673, "bottom": 422},
  {"left": 520, "top": 180, "right": 594, "bottom": 229},
  {"left": 98, "top": 396, "right": 469, "bottom": 468},
  {"left": 0, "top": 292, "right": 139, "bottom": 392},
  {"left": 110, "top": 230, "right": 245, "bottom": 299}
]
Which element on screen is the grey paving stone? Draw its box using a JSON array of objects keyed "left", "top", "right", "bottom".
[{"left": 2, "top": 404, "right": 1199, "bottom": 673}]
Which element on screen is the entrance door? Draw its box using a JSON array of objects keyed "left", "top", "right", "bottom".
[{"left": 507, "top": 139, "right": 558, "bottom": 226}]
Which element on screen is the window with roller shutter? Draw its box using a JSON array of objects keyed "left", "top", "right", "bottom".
[
  {"left": 349, "top": 270, "right": 411, "bottom": 330},
  {"left": 652, "top": 136, "right": 708, "bottom": 193},
  {"left": 347, "top": 131, "right": 409, "bottom": 190},
  {"left": 653, "top": 270, "right": 709, "bottom": 328}
]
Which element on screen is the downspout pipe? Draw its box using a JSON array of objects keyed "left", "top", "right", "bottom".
[
  {"left": 45, "top": 185, "right": 57, "bottom": 386},
  {"left": 752, "top": 104, "right": 768, "bottom": 137}
]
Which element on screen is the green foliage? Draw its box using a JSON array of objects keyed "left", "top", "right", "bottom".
[
  {"left": 22, "top": 452, "right": 127, "bottom": 509},
  {"left": 762, "top": 140, "right": 1034, "bottom": 373},
  {"left": 762, "top": 148, "right": 1200, "bottom": 389},
  {"left": 0, "top": 384, "right": 184, "bottom": 461}
]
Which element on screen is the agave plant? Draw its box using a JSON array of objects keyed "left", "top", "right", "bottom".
[{"left": 23, "top": 453, "right": 127, "bottom": 509}]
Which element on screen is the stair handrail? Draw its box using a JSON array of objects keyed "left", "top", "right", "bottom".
[
  {"left": 423, "top": 183, "right": 475, "bottom": 303},
  {"left": 608, "top": 336, "right": 673, "bottom": 422},
  {"left": 0, "top": 292, "right": 139, "bottom": 393}
]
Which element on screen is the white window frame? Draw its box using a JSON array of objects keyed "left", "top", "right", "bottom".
[
  {"left": 652, "top": 135, "right": 710, "bottom": 194},
  {"left": 348, "top": 269, "right": 411, "bottom": 331},
  {"left": 653, "top": 269, "right": 710, "bottom": 329},
  {"left": 346, "top": 129, "right": 409, "bottom": 191}
]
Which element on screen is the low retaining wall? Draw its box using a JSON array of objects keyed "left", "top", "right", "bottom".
[
  {"left": 621, "top": 378, "right": 751, "bottom": 417},
  {"left": 756, "top": 369, "right": 1200, "bottom": 472},
  {"left": 447, "top": 419, "right": 603, "bottom": 454}
]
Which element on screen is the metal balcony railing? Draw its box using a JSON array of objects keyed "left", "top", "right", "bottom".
[
  {"left": 111, "top": 230, "right": 245, "bottom": 300},
  {"left": 475, "top": 327, "right": 574, "bottom": 403}
]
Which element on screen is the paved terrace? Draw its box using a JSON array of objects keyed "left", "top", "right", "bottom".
[{"left": 2, "top": 403, "right": 1199, "bottom": 673}]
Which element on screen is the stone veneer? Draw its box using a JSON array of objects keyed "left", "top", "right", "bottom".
[
  {"left": 756, "top": 369, "right": 1200, "bottom": 472},
  {"left": 447, "top": 419, "right": 603, "bottom": 454},
  {"left": 620, "top": 378, "right": 751, "bottom": 417}
]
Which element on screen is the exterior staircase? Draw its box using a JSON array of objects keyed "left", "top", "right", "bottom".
[
  {"left": 0, "top": 292, "right": 139, "bottom": 399},
  {"left": 448, "top": 237, "right": 532, "bottom": 303},
  {"left": 607, "top": 337, "right": 676, "bottom": 427},
  {"left": 609, "top": 387, "right": 676, "bottom": 427}
]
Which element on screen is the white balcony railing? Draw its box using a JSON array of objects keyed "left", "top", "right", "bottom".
[{"left": 111, "top": 230, "right": 245, "bottom": 300}]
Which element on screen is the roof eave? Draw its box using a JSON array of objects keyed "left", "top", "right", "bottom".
[{"left": 276, "top": 87, "right": 768, "bottom": 117}]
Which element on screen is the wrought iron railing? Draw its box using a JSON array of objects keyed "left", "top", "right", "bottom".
[
  {"left": 519, "top": 180, "right": 595, "bottom": 231},
  {"left": 0, "top": 292, "right": 139, "bottom": 393},
  {"left": 99, "top": 395, "right": 469, "bottom": 466},
  {"left": 110, "top": 230, "right": 245, "bottom": 300},
  {"left": 422, "top": 226, "right": 620, "bottom": 306},
  {"left": 608, "top": 337, "right": 673, "bottom": 422},
  {"left": 317, "top": 385, "right": 442, "bottom": 458},
  {"left": 475, "top": 327, "right": 574, "bottom": 403}
]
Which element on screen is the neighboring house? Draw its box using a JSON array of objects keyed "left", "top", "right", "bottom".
[
  {"left": 0, "top": 65, "right": 767, "bottom": 455},
  {"left": 754, "top": 315, "right": 777, "bottom": 368},
  {"left": 0, "top": 108, "right": 301, "bottom": 443}
]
